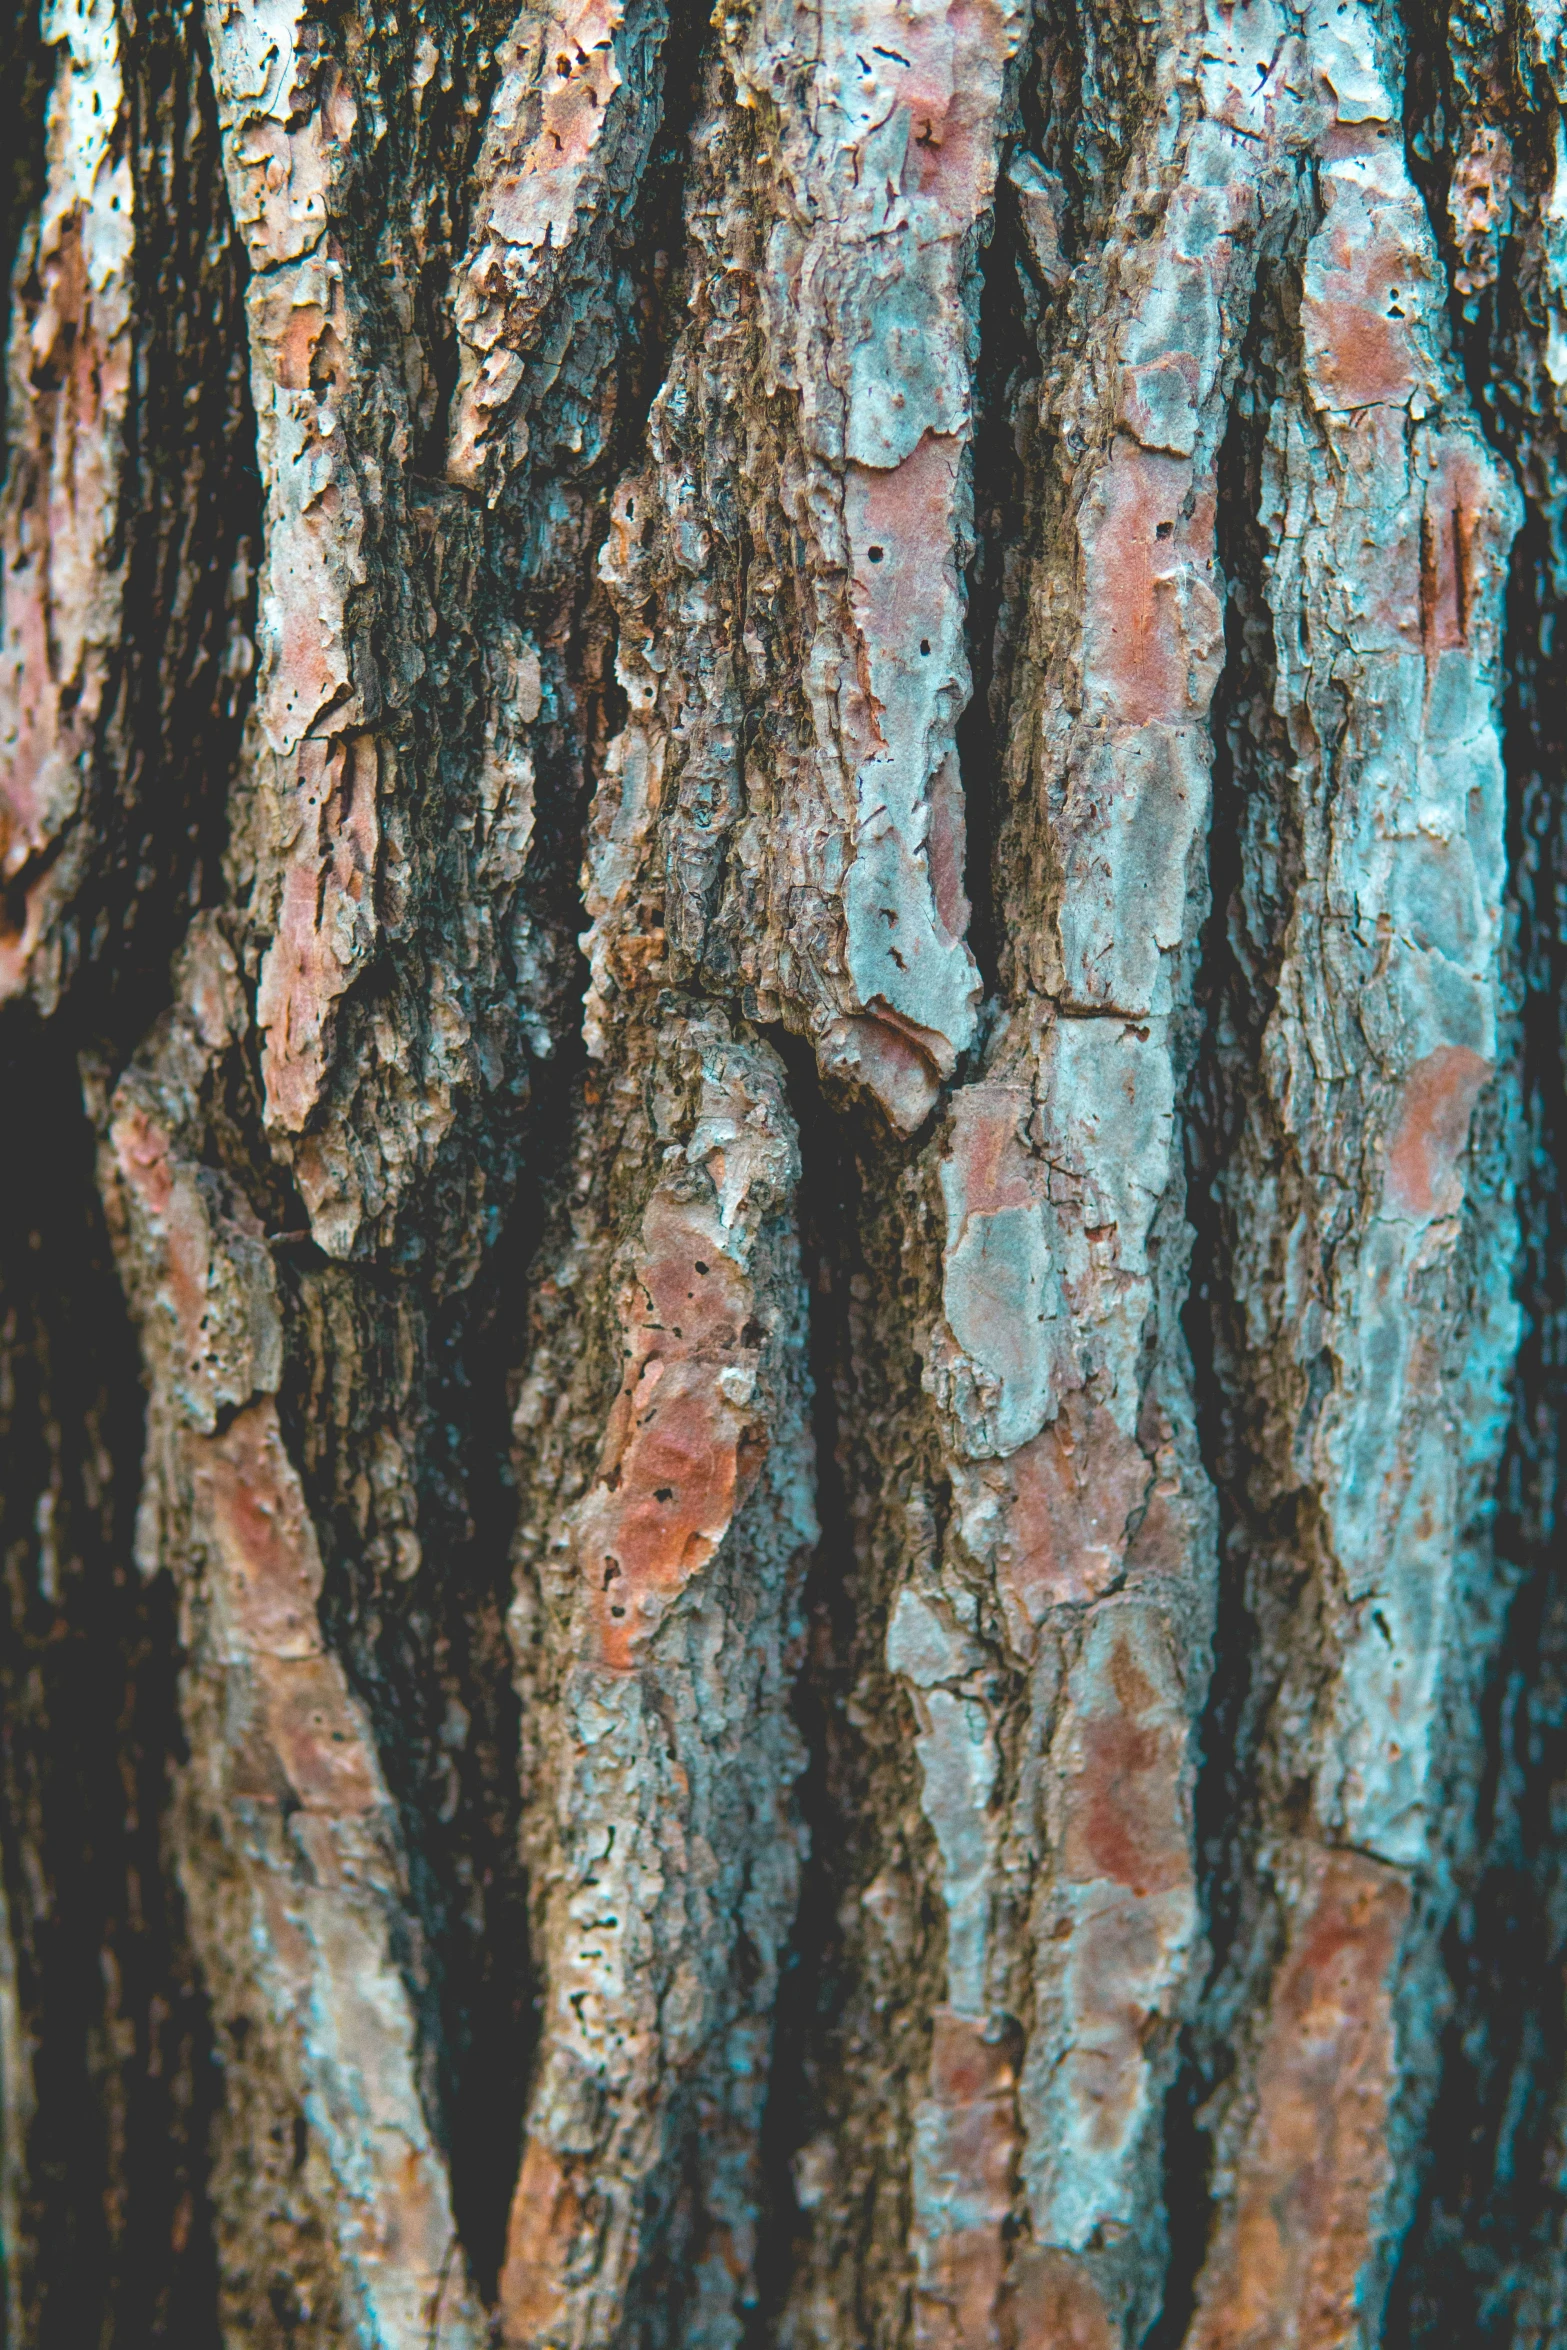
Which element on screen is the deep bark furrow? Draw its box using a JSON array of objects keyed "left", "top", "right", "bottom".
[
  {"left": 3, "top": 0, "right": 707, "bottom": 2325},
  {"left": 837, "top": 14, "right": 1315, "bottom": 2338},
  {"left": 1382, "top": 1, "right": 1567, "bottom": 2332},
  {"left": 0, "top": 1015, "right": 222, "bottom": 2349},
  {"left": 1169, "top": 13, "right": 1523, "bottom": 2339}
]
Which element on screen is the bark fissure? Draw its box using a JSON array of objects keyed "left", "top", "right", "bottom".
[
  {"left": 1150, "top": 268, "right": 1299, "bottom": 2350},
  {"left": 749, "top": 1029, "right": 869, "bottom": 2345},
  {"left": 1383, "top": 514, "right": 1567, "bottom": 2343},
  {"left": 1382, "top": 3, "right": 1567, "bottom": 2324},
  {"left": 0, "top": 1012, "right": 222, "bottom": 2349},
  {"left": 953, "top": 152, "right": 1037, "bottom": 1014}
]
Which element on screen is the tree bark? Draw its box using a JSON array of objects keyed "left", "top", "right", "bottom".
[{"left": 2, "top": 0, "right": 1565, "bottom": 2341}]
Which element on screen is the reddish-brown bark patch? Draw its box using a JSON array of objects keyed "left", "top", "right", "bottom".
[
  {"left": 1383, "top": 1045, "right": 1490, "bottom": 1218},
  {"left": 499, "top": 2140, "right": 581, "bottom": 2345},
  {"left": 995, "top": 1395, "right": 1150, "bottom": 1636},
  {"left": 1186, "top": 1848, "right": 1410, "bottom": 2349},
  {"left": 1007, "top": 2248, "right": 1117, "bottom": 2350},
  {"left": 1061, "top": 1615, "right": 1189, "bottom": 1900},
  {"left": 577, "top": 1190, "right": 767, "bottom": 1668},
  {"left": 914, "top": 2010, "right": 1021, "bottom": 2350},
  {"left": 1081, "top": 446, "right": 1209, "bottom": 727}
]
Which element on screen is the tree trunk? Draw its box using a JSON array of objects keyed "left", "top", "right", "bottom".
[{"left": 2, "top": 0, "right": 1565, "bottom": 2339}]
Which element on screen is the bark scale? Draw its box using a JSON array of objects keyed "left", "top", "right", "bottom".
[{"left": 2, "top": 0, "right": 1566, "bottom": 2341}]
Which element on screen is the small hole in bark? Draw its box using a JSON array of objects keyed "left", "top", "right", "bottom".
[
  {"left": 694, "top": 1260, "right": 709, "bottom": 1273},
  {"left": 868, "top": 544, "right": 884, "bottom": 561},
  {"left": 920, "top": 638, "right": 931, "bottom": 653},
  {"left": 1156, "top": 520, "right": 1173, "bottom": 540},
  {"left": 654, "top": 1487, "right": 674, "bottom": 1502}
]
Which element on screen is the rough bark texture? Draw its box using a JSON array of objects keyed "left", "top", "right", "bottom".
[{"left": 8, "top": 0, "right": 1567, "bottom": 2340}]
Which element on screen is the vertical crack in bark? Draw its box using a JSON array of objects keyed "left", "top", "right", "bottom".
[
  {"left": 954, "top": 159, "right": 1039, "bottom": 1012},
  {"left": 579, "top": 0, "right": 1027, "bottom": 1137},
  {"left": 750, "top": 1029, "right": 869, "bottom": 2346},
  {"left": 0, "top": 0, "right": 262, "bottom": 2333},
  {"left": 1152, "top": 207, "right": 1309, "bottom": 2350},
  {"left": 1167, "top": 8, "right": 1523, "bottom": 2337},
  {"left": 1383, "top": 0, "right": 1567, "bottom": 2325},
  {"left": 751, "top": 13, "right": 1319, "bottom": 2343},
  {"left": 1385, "top": 531, "right": 1567, "bottom": 2344},
  {"left": 0, "top": 1012, "right": 222, "bottom": 2348},
  {"left": 282, "top": 1193, "right": 541, "bottom": 2309}
]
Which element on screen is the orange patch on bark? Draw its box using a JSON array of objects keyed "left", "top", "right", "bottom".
[
  {"left": 1303, "top": 289, "right": 1410, "bottom": 413},
  {"left": 875, "top": 0, "right": 1009, "bottom": 217},
  {"left": 0, "top": 200, "right": 129, "bottom": 995},
  {"left": 1187, "top": 1848, "right": 1411, "bottom": 2350},
  {"left": 996, "top": 1395, "right": 1150, "bottom": 1637},
  {"left": 1383, "top": 1045, "right": 1489, "bottom": 1217},
  {"left": 1303, "top": 141, "right": 1418, "bottom": 412},
  {"left": 111, "top": 1104, "right": 222, "bottom": 1390},
  {"left": 1081, "top": 445, "right": 1213, "bottom": 726},
  {"left": 578, "top": 1190, "right": 766, "bottom": 1668},
  {"left": 251, "top": 1657, "right": 380, "bottom": 1815},
  {"left": 928, "top": 749, "right": 971, "bottom": 939},
  {"left": 112, "top": 1102, "right": 175, "bottom": 1217},
  {"left": 1417, "top": 446, "right": 1486, "bottom": 655},
  {"left": 849, "top": 431, "right": 961, "bottom": 683},
  {"left": 945, "top": 1085, "right": 1036, "bottom": 1215},
  {"left": 193, "top": 1402, "right": 379, "bottom": 1816},
  {"left": 1007, "top": 2248, "right": 1116, "bottom": 2350},
  {"left": 913, "top": 2011, "right": 1021, "bottom": 2350},
  {"left": 1061, "top": 1623, "right": 1188, "bottom": 1899},
  {"left": 498, "top": 2140, "right": 581, "bottom": 2347},
  {"left": 257, "top": 732, "right": 380, "bottom": 1132},
  {"left": 198, "top": 1405, "right": 324, "bottom": 1658}
]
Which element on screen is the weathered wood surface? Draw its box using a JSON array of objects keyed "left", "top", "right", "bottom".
[{"left": 4, "top": 0, "right": 1567, "bottom": 2340}]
